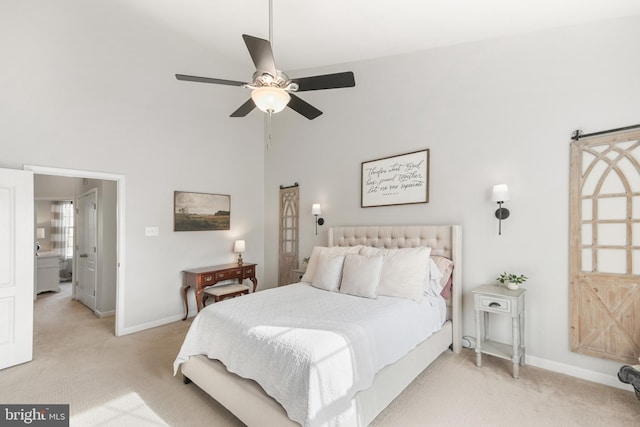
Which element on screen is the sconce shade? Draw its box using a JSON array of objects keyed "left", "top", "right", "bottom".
[
  {"left": 233, "top": 240, "right": 246, "bottom": 253},
  {"left": 491, "top": 184, "right": 510, "bottom": 202},
  {"left": 311, "top": 204, "right": 322, "bottom": 215},
  {"left": 251, "top": 87, "right": 290, "bottom": 113},
  {"left": 36, "top": 228, "right": 45, "bottom": 239}
]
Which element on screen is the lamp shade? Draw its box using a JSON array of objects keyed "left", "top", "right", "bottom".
[
  {"left": 491, "top": 184, "right": 510, "bottom": 202},
  {"left": 233, "top": 240, "right": 246, "bottom": 253},
  {"left": 36, "top": 228, "right": 45, "bottom": 239},
  {"left": 251, "top": 87, "right": 290, "bottom": 113},
  {"left": 311, "top": 204, "right": 322, "bottom": 215}
]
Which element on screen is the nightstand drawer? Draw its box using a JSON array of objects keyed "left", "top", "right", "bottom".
[
  {"left": 477, "top": 295, "right": 511, "bottom": 314},
  {"left": 201, "top": 274, "right": 216, "bottom": 284},
  {"left": 216, "top": 269, "right": 243, "bottom": 280},
  {"left": 243, "top": 266, "right": 254, "bottom": 276}
]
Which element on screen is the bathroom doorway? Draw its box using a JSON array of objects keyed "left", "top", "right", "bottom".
[{"left": 26, "top": 165, "right": 125, "bottom": 336}]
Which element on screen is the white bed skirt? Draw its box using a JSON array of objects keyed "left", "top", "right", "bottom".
[{"left": 181, "top": 320, "right": 454, "bottom": 426}]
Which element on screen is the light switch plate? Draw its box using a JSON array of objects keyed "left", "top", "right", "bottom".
[{"left": 145, "top": 226, "right": 159, "bottom": 237}]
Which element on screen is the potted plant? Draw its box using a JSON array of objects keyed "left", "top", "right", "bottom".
[{"left": 496, "top": 272, "right": 528, "bottom": 290}]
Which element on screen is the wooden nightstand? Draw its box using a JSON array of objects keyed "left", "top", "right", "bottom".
[
  {"left": 473, "top": 284, "right": 526, "bottom": 378},
  {"left": 292, "top": 268, "right": 306, "bottom": 283}
]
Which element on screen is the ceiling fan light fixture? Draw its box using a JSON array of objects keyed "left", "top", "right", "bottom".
[{"left": 251, "top": 86, "right": 290, "bottom": 113}]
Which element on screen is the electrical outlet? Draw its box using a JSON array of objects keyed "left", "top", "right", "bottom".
[{"left": 145, "top": 226, "right": 159, "bottom": 237}]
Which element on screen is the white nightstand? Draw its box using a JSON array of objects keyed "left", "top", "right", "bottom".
[
  {"left": 292, "top": 268, "right": 306, "bottom": 283},
  {"left": 472, "top": 284, "right": 526, "bottom": 378}
]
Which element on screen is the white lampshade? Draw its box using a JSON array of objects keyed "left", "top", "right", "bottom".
[
  {"left": 251, "top": 87, "right": 290, "bottom": 113},
  {"left": 36, "top": 228, "right": 45, "bottom": 239},
  {"left": 233, "top": 240, "right": 246, "bottom": 253},
  {"left": 491, "top": 184, "right": 510, "bottom": 202},
  {"left": 311, "top": 204, "right": 322, "bottom": 215}
]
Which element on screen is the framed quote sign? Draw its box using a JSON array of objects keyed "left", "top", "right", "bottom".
[{"left": 361, "top": 149, "right": 429, "bottom": 208}]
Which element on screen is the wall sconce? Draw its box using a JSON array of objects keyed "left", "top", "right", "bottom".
[
  {"left": 233, "top": 240, "right": 246, "bottom": 265},
  {"left": 312, "top": 204, "right": 324, "bottom": 235},
  {"left": 492, "top": 184, "right": 510, "bottom": 235}
]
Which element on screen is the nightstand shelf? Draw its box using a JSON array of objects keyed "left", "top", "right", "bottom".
[
  {"left": 473, "top": 284, "right": 526, "bottom": 378},
  {"left": 478, "top": 339, "right": 516, "bottom": 360}
]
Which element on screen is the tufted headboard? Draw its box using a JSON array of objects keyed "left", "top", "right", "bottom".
[{"left": 328, "top": 225, "right": 462, "bottom": 353}]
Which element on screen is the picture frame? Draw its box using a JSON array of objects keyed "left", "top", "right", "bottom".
[
  {"left": 174, "top": 191, "right": 230, "bottom": 231},
  {"left": 361, "top": 149, "right": 430, "bottom": 208}
]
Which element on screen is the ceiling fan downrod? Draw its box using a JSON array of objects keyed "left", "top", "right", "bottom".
[{"left": 269, "top": 0, "right": 273, "bottom": 46}]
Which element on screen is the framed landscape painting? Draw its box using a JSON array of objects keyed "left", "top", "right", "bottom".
[
  {"left": 361, "top": 149, "right": 429, "bottom": 208},
  {"left": 174, "top": 191, "right": 230, "bottom": 231}
]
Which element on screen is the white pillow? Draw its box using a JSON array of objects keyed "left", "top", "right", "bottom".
[
  {"left": 311, "top": 255, "right": 345, "bottom": 292},
  {"left": 359, "top": 246, "right": 432, "bottom": 302},
  {"left": 301, "top": 245, "right": 362, "bottom": 283},
  {"left": 339, "top": 254, "right": 383, "bottom": 299},
  {"left": 425, "top": 257, "right": 444, "bottom": 297}
]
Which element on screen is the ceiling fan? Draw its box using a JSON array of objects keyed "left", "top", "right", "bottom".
[{"left": 175, "top": 3, "right": 355, "bottom": 120}]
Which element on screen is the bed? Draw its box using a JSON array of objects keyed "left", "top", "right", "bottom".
[{"left": 175, "top": 225, "right": 462, "bottom": 426}]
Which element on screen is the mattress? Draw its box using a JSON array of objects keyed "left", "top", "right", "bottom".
[{"left": 174, "top": 283, "right": 446, "bottom": 426}]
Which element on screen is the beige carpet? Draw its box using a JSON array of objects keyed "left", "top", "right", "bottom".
[{"left": 1, "top": 283, "right": 638, "bottom": 426}]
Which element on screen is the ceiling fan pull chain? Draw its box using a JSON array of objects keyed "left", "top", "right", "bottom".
[{"left": 267, "top": 111, "right": 272, "bottom": 150}]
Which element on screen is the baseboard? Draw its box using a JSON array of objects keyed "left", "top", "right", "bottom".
[
  {"left": 94, "top": 309, "right": 115, "bottom": 318},
  {"left": 118, "top": 313, "right": 185, "bottom": 336},
  {"left": 526, "top": 354, "right": 633, "bottom": 392}
]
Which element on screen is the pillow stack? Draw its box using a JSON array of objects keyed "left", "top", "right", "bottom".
[{"left": 300, "top": 245, "right": 454, "bottom": 302}]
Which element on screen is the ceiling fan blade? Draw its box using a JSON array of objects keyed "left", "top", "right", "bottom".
[
  {"left": 287, "top": 93, "right": 322, "bottom": 120},
  {"left": 230, "top": 99, "right": 256, "bottom": 117},
  {"left": 176, "top": 74, "right": 247, "bottom": 87},
  {"left": 292, "top": 71, "right": 355, "bottom": 92},
  {"left": 242, "top": 34, "right": 277, "bottom": 77}
]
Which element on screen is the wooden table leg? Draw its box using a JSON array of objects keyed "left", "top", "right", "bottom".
[
  {"left": 249, "top": 277, "right": 258, "bottom": 292},
  {"left": 181, "top": 285, "right": 189, "bottom": 321},
  {"left": 196, "top": 288, "right": 204, "bottom": 313}
]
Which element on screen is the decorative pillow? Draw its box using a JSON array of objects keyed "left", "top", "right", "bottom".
[
  {"left": 311, "top": 255, "right": 345, "bottom": 292},
  {"left": 359, "top": 246, "right": 432, "bottom": 302},
  {"left": 425, "top": 257, "right": 444, "bottom": 296},
  {"left": 440, "top": 276, "right": 453, "bottom": 300},
  {"left": 432, "top": 255, "right": 454, "bottom": 299},
  {"left": 301, "top": 245, "right": 362, "bottom": 283},
  {"left": 339, "top": 254, "right": 383, "bottom": 299}
]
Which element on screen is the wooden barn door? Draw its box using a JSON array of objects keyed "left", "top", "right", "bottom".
[
  {"left": 278, "top": 184, "right": 299, "bottom": 286},
  {"left": 570, "top": 130, "right": 640, "bottom": 364}
]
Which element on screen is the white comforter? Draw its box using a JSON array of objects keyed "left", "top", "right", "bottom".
[{"left": 173, "top": 283, "right": 446, "bottom": 427}]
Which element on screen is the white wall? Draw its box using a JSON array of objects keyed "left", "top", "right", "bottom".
[
  {"left": 2, "top": 1, "right": 265, "bottom": 332},
  {"left": 265, "top": 16, "right": 640, "bottom": 384}
]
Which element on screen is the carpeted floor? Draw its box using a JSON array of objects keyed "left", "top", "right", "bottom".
[{"left": 1, "top": 283, "right": 638, "bottom": 426}]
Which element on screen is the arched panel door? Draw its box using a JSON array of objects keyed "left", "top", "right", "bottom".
[
  {"left": 570, "top": 130, "right": 640, "bottom": 363},
  {"left": 278, "top": 184, "right": 299, "bottom": 286}
]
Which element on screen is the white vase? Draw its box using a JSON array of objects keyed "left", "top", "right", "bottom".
[{"left": 507, "top": 282, "right": 519, "bottom": 290}]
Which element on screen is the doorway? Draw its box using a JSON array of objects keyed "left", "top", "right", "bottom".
[{"left": 25, "top": 165, "right": 125, "bottom": 336}]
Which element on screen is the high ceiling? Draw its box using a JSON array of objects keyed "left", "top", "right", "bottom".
[{"left": 124, "top": 0, "right": 640, "bottom": 71}]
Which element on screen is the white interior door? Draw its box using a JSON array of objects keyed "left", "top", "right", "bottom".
[
  {"left": 0, "top": 168, "right": 34, "bottom": 370},
  {"left": 76, "top": 190, "right": 97, "bottom": 311}
]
